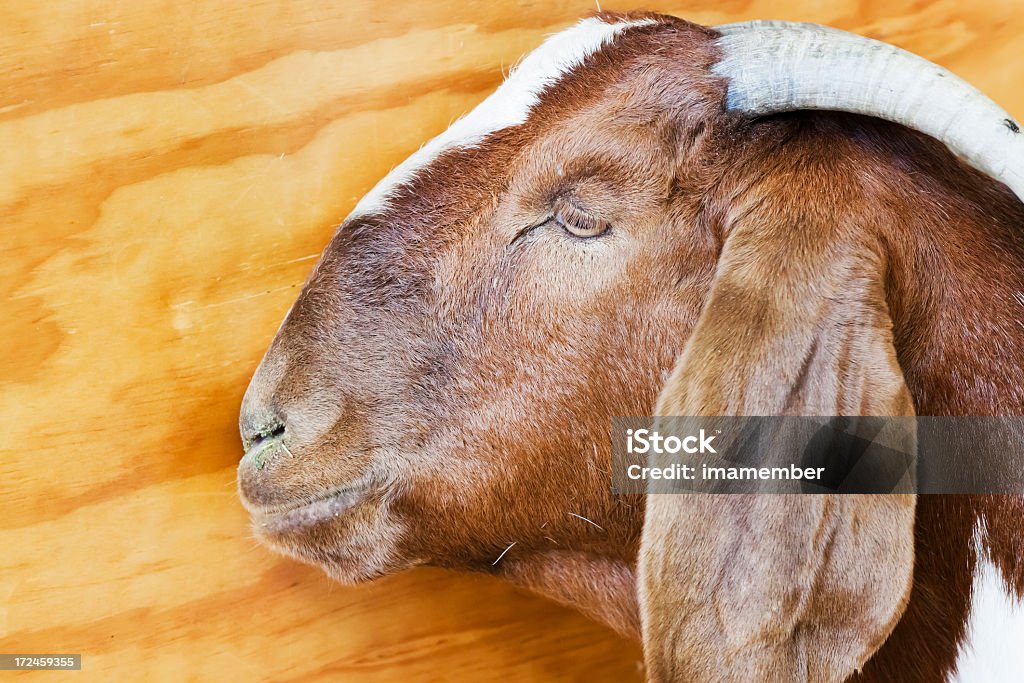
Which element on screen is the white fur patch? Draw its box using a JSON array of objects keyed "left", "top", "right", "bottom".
[
  {"left": 950, "top": 530, "right": 1024, "bottom": 682},
  {"left": 348, "top": 16, "right": 657, "bottom": 219}
]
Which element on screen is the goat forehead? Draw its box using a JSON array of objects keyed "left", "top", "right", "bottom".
[{"left": 347, "top": 16, "right": 659, "bottom": 220}]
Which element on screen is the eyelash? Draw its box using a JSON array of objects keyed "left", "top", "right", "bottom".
[{"left": 552, "top": 203, "right": 610, "bottom": 238}]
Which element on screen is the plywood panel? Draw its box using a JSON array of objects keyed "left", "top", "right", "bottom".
[{"left": 2, "top": 1, "right": 1021, "bottom": 680}]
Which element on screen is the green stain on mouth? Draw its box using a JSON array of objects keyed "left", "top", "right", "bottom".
[
  {"left": 249, "top": 427, "right": 281, "bottom": 471},
  {"left": 252, "top": 445, "right": 270, "bottom": 470}
]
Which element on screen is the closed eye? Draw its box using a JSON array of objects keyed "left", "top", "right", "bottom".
[
  {"left": 507, "top": 200, "right": 611, "bottom": 247},
  {"left": 552, "top": 202, "right": 610, "bottom": 238}
]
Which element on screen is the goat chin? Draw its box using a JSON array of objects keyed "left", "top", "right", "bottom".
[{"left": 250, "top": 491, "right": 415, "bottom": 585}]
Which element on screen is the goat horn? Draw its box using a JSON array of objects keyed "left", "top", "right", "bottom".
[{"left": 712, "top": 21, "right": 1024, "bottom": 202}]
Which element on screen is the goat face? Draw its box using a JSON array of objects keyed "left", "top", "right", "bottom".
[{"left": 237, "top": 16, "right": 725, "bottom": 584}]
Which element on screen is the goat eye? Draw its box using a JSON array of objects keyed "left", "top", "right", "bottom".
[{"left": 552, "top": 203, "right": 610, "bottom": 238}]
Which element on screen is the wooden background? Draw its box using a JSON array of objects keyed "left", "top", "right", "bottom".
[{"left": 1, "top": 1, "right": 1021, "bottom": 680}]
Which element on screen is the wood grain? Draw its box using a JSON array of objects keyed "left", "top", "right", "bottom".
[{"left": 1, "top": 1, "right": 1021, "bottom": 680}]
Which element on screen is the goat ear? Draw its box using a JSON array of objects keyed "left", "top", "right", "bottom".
[{"left": 638, "top": 204, "right": 916, "bottom": 682}]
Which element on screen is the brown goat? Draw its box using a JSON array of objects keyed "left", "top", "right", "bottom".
[{"left": 238, "top": 12, "right": 1024, "bottom": 682}]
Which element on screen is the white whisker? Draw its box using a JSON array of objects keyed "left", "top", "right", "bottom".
[
  {"left": 492, "top": 541, "right": 517, "bottom": 565},
  {"left": 568, "top": 512, "right": 604, "bottom": 531}
]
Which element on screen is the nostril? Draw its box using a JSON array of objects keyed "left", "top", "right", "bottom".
[
  {"left": 244, "top": 421, "right": 286, "bottom": 453},
  {"left": 242, "top": 420, "right": 288, "bottom": 472}
]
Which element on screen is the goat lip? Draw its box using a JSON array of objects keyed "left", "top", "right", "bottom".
[{"left": 251, "top": 489, "right": 363, "bottom": 533}]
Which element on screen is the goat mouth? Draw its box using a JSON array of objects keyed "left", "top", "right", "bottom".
[{"left": 251, "top": 489, "right": 362, "bottom": 534}]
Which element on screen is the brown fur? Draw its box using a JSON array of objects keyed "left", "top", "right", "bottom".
[{"left": 238, "top": 12, "right": 1024, "bottom": 682}]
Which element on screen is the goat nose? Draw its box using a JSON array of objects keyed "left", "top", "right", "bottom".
[
  {"left": 239, "top": 404, "right": 288, "bottom": 472},
  {"left": 239, "top": 394, "right": 286, "bottom": 443},
  {"left": 242, "top": 417, "right": 285, "bottom": 451},
  {"left": 240, "top": 347, "right": 291, "bottom": 466},
  {"left": 239, "top": 380, "right": 287, "bottom": 451},
  {"left": 242, "top": 420, "right": 286, "bottom": 471},
  {"left": 240, "top": 401, "right": 283, "bottom": 444}
]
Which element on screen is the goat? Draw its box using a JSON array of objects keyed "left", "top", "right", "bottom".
[{"left": 237, "top": 12, "right": 1024, "bottom": 682}]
